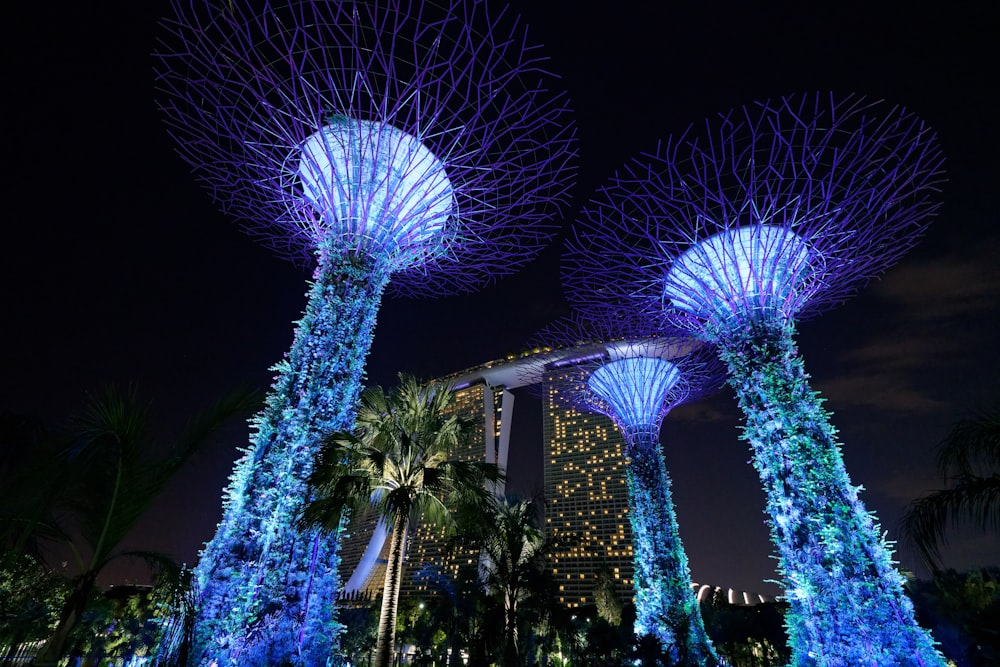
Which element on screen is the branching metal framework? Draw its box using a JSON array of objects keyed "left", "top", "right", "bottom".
[
  {"left": 564, "top": 93, "right": 948, "bottom": 666},
  {"left": 524, "top": 318, "right": 723, "bottom": 665},
  {"left": 155, "top": 1, "right": 575, "bottom": 665}
]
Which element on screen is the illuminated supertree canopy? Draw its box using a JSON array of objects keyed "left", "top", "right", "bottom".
[
  {"left": 564, "top": 93, "right": 948, "bottom": 666},
  {"left": 155, "top": 1, "right": 576, "bottom": 664},
  {"left": 524, "top": 317, "right": 723, "bottom": 665}
]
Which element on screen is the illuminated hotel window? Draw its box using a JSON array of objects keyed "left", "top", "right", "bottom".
[{"left": 542, "top": 370, "right": 635, "bottom": 608}]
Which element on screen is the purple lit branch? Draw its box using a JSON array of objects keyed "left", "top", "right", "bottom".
[
  {"left": 564, "top": 93, "right": 944, "bottom": 328},
  {"left": 156, "top": 0, "right": 576, "bottom": 296}
]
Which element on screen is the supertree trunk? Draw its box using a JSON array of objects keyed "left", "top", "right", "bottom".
[
  {"left": 373, "top": 514, "right": 409, "bottom": 667},
  {"left": 525, "top": 329, "right": 722, "bottom": 663},
  {"left": 717, "top": 319, "right": 944, "bottom": 667},
  {"left": 192, "top": 250, "right": 390, "bottom": 667},
  {"left": 562, "top": 92, "right": 947, "bottom": 665},
  {"left": 624, "top": 426, "right": 719, "bottom": 667},
  {"left": 157, "top": 1, "right": 576, "bottom": 660}
]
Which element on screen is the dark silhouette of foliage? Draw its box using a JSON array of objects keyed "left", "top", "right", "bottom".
[
  {"left": 0, "top": 414, "right": 65, "bottom": 557},
  {"left": 699, "top": 593, "right": 790, "bottom": 667},
  {"left": 907, "top": 568, "right": 1000, "bottom": 667},
  {"left": 338, "top": 604, "right": 378, "bottom": 667},
  {"left": 904, "top": 402, "right": 1000, "bottom": 569},
  {"left": 464, "top": 496, "right": 548, "bottom": 667},
  {"left": 4, "top": 385, "right": 258, "bottom": 666}
]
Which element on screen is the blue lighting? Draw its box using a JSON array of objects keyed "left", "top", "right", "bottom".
[
  {"left": 298, "top": 119, "right": 454, "bottom": 267},
  {"left": 186, "top": 257, "right": 387, "bottom": 666},
  {"left": 587, "top": 356, "right": 680, "bottom": 431},
  {"left": 663, "top": 224, "right": 815, "bottom": 326},
  {"left": 720, "top": 320, "right": 946, "bottom": 666},
  {"left": 575, "top": 350, "right": 719, "bottom": 663},
  {"left": 563, "top": 93, "right": 948, "bottom": 666},
  {"left": 155, "top": 0, "right": 578, "bottom": 661}
]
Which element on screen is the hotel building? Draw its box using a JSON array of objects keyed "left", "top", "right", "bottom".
[{"left": 339, "top": 350, "right": 773, "bottom": 607}]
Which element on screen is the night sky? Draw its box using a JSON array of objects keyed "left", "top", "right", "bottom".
[{"left": 3, "top": 1, "right": 998, "bottom": 595}]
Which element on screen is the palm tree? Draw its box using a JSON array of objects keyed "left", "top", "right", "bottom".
[
  {"left": 466, "top": 496, "right": 547, "bottom": 667},
  {"left": 303, "top": 375, "right": 502, "bottom": 667},
  {"left": 28, "top": 385, "right": 258, "bottom": 665},
  {"left": 903, "top": 401, "right": 1000, "bottom": 570}
]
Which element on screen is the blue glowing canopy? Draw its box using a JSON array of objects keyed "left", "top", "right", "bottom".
[
  {"left": 587, "top": 356, "right": 681, "bottom": 430},
  {"left": 663, "top": 224, "right": 815, "bottom": 325},
  {"left": 297, "top": 119, "right": 454, "bottom": 267}
]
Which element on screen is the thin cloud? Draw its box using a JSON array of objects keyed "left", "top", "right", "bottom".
[
  {"left": 816, "top": 240, "right": 999, "bottom": 413},
  {"left": 819, "top": 372, "right": 948, "bottom": 412},
  {"left": 870, "top": 240, "right": 1000, "bottom": 320}
]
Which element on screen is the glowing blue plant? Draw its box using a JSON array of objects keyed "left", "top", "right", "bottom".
[
  {"left": 565, "top": 93, "right": 947, "bottom": 666},
  {"left": 527, "top": 319, "right": 722, "bottom": 665},
  {"left": 155, "top": 1, "right": 576, "bottom": 664}
]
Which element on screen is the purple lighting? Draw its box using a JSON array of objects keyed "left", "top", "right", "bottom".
[
  {"left": 588, "top": 357, "right": 681, "bottom": 436},
  {"left": 564, "top": 92, "right": 947, "bottom": 665},
  {"left": 296, "top": 119, "right": 454, "bottom": 268},
  {"left": 155, "top": 0, "right": 576, "bottom": 664},
  {"left": 663, "top": 225, "right": 816, "bottom": 327},
  {"left": 157, "top": 0, "right": 576, "bottom": 295}
]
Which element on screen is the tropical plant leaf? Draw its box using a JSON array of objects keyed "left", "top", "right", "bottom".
[
  {"left": 903, "top": 474, "right": 1000, "bottom": 569},
  {"left": 936, "top": 402, "right": 1000, "bottom": 479},
  {"left": 24, "top": 384, "right": 258, "bottom": 663},
  {"left": 302, "top": 373, "right": 503, "bottom": 667}
]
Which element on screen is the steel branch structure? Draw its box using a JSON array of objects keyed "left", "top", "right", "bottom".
[
  {"left": 564, "top": 93, "right": 947, "bottom": 666},
  {"left": 155, "top": 1, "right": 575, "bottom": 664},
  {"left": 524, "top": 317, "right": 723, "bottom": 665}
]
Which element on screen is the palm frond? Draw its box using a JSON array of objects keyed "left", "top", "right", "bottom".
[
  {"left": 116, "top": 549, "right": 183, "bottom": 584},
  {"left": 936, "top": 402, "right": 1000, "bottom": 478},
  {"left": 73, "top": 385, "right": 150, "bottom": 455},
  {"left": 902, "top": 474, "right": 1000, "bottom": 569},
  {"left": 170, "top": 386, "right": 260, "bottom": 468},
  {"left": 66, "top": 386, "right": 258, "bottom": 563},
  {"left": 302, "top": 433, "right": 377, "bottom": 531}
]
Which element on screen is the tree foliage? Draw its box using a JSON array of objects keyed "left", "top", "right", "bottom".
[
  {"left": 907, "top": 568, "right": 1000, "bottom": 667},
  {"left": 304, "top": 374, "right": 502, "bottom": 667},
  {"left": 700, "top": 594, "right": 790, "bottom": 667},
  {"left": 904, "top": 402, "right": 1000, "bottom": 569},
  {"left": 1, "top": 385, "right": 258, "bottom": 665},
  {"left": 593, "top": 567, "right": 624, "bottom": 628},
  {"left": 0, "top": 552, "right": 68, "bottom": 657},
  {"left": 454, "top": 495, "right": 550, "bottom": 667}
]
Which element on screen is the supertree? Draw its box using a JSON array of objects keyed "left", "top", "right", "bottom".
[
  {"left": 563, "top": 93, "right": 947, "bottom": 666},
  {"left": 524, "top": 317, "right": 723, "bottom": 665},
  {"left": 154, "top": 1, "right": 576, "bottom": 665}
]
